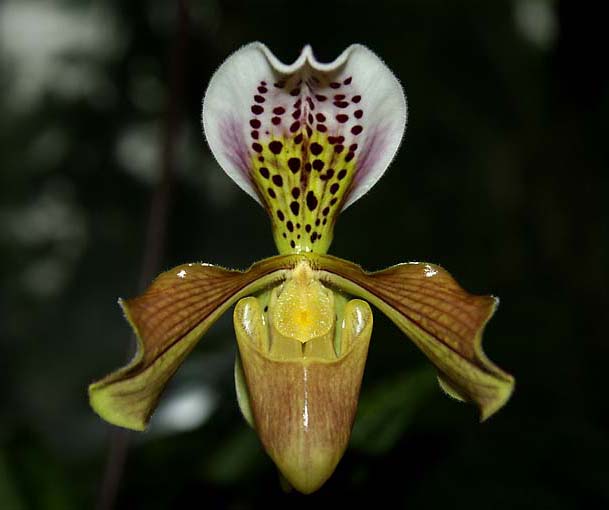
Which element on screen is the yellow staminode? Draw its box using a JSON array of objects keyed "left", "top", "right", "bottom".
[{"left": 270, "top": 261, "right": 334, "bottom": 344}]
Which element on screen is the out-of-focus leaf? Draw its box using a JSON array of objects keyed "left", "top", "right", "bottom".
[
  {"left": 351, "top": 368, "right": 436, "bottom": 455},
  {"left": 201, "top": 427, "right": 263, "bottom": 484},
  {"left": 0, "top": 451, "right": 25, "bottom": 510}
]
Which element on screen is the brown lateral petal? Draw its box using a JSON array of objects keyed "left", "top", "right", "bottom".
[
  {"left": 89, "top": 256, "right": 299, "bottom": 431},
  {"left": 312, "top": 254, "right": 514, "bottom": 420}
]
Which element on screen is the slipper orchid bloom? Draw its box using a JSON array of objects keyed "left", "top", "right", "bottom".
[{"left": 89, "top": 43, "right": 514, "bottom": 494}]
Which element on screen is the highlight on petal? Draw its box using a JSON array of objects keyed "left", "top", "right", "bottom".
[
  {"left": 202, "top": 42, "right": 407, "bottom": 254},
  {"left": 309, "top": 254, "right": 514, "bottom": 421},
  {"left": 233, "top": 263, "right": 373, "bottom": 494},
  {"left": 88, "top": 256, "right": 300, "bottom": 431}
]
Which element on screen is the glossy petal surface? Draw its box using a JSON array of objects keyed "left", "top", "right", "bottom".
[
  {"left": 202, "top": 42, "right": 406, "bottom": 253},
  {"left": 313, "top": 254, "right": 514, "bottom": 420},
  {"left": 234, "top": 292, "right": 372, "bottom": 494},
  {"left": 88, "top": 257, "right": 298, "bottom": 430}
]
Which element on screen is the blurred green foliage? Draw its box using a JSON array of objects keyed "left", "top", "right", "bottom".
[{"left": 1, "top": 0, "right": 607, "bottom": 508}]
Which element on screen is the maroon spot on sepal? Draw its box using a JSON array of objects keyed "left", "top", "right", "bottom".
[
  {"left": 288, "top": 158, "right": 301, "bottom": 173},
  {"left": 310, "top": 142, "right": 323, "bottom": 155},
  {"left": 306, "top": 191, "right": 318, "bottom": 211},
  {"left": 269, "top": 141, "right": 283, "bottom": 154}
]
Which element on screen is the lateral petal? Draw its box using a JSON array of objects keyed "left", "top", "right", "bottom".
[
  {"left": 313, "top": 254, "right": 514, "bottom": 420},
  {"left": 88, "top": 256, "right": 296, "bottom": 430}
]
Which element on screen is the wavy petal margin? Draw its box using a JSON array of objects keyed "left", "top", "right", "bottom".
[
  {"left": 311, "top": 254, "right": 514, "bottom": 420},
  {"left": 90, "top": 252, "right": 512, "bottom": 431},
  {"left": 88, "top": 256, "right": 299, "bottom": 430},
  {"left": 202, "top": 42, "right": 407, "bottom": 253}
]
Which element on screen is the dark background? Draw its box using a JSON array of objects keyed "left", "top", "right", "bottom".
[{"left": 1, "top": 1, "right": 607, "bottom": 508}]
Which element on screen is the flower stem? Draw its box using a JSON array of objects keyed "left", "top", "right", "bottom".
[{"left": 95, "top": 2, "right": 189, "bottom": 509}]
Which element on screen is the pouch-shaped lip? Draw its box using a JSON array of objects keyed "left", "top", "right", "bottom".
[{"left": 234, "top": 295, "right": 373, "bottom": 494}]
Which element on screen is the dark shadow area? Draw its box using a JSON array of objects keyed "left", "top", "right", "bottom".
[{"left": 1, "top": 1, "right": 607, "bottom": 508}]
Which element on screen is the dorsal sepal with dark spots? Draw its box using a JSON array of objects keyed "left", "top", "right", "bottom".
[
  {"left": 203, "top": 42, "right": 407, "bottom": 254},
  {"left": 248, "top": 74, "right": 361, "bottom": 253}
]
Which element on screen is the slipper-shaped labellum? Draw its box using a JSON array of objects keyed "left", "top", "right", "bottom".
[{"left": 89, "top": 43, "right": 514, "bottom": 494}]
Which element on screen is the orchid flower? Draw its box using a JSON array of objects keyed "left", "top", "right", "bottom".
[{"left": 89, "top": 42, "right": 514, "bottom": 494}]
